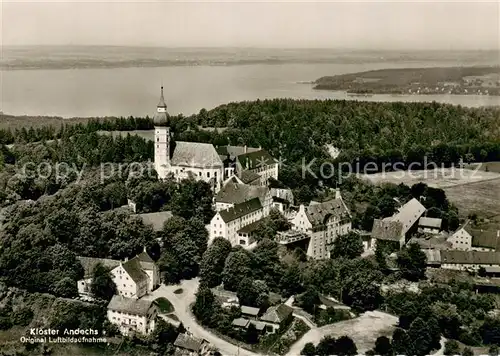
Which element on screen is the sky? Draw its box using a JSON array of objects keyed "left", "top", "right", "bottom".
[{"left": 1, "top": 1, "right": 499, "bottom": 50}]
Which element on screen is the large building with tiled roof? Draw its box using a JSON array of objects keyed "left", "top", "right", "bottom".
[
  {"left": 290, "top": 189, "right": 352, "bottom": 259},
  {"left": 214, "top": 182, "right": 272, "bottom": 213},
  {"left": 210, "top": 197, "right": 264, "bottom": 246},
  {"left": 76, "top": 249, "right": 159, "bottom": 299},
  {"left": 153, "top": 87, "right": 279, "bottom": 192},
  {"left": 371, "top": 197, "right": 426, "bottom": 249}
]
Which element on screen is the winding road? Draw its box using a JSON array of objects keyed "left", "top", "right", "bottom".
[{"left": 142, "top": 278, "right": 259, "bottom": 356}]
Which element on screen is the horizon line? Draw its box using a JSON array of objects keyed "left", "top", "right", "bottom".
[{"left": 1, "top": 44, "right": 499, "bottom": 52}]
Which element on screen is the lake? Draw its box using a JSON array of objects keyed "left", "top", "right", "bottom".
[{"left": 1, "top": 62, "right": 499, "bottom": 118}]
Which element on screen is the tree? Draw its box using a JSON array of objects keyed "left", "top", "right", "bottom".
[
  {"left": 222, "top": 249, "right": 253, "bottom": 291},
  {"left": 407, "top": 317, "right": 440, "bottom": 356},
  {"left": 444, "top": 340, "right": 460, "bottom": 355},
  {"left": 245, "top": 323, "right": 259, "bottom": 344},
  {"left": 316, "top": 336, "right": 337, "bottom": 356},
  {"left": 296, "top": 287, "right": 321, "bottom": 314},
  {"left": 90, "top": 263, "right": 117, "bottom": 301},
  {"left": 192, "top": 286, "right": 219, "bottom": 328},
  {"left": 373, "top": 336, "right": 393, "bottom": 356},
  {"left": 237, "top": 278, "right": 259, "bottom": 307},
  {"left": 397, "top": 243, "right": 427, "bottom": 281},
  {"left": 462, "top": 347, "right": 474, "bottom": 356},
  {"left": 488, "top": 344, "right": 499, "bottom": 356},
  {"left": 392, "top": 328, "right": 411, "bottom": 355},
  {"left": 336, "top": 335, "right": 358, "bottom": 356},
  {"left": 52, "top": 277, "right": 78, "bottom": 298},
  {"left": 199, "top": 237, "right": 232, "bottom": 287},
  {"left": 331, "top": 231, "right": 364, "bottom": 259},
  {"left": 148, "top": 318, "right": 179, "bottom": 353},
  {"left": 157, "top": 250, "right": 181, "bottom": 284},
  {"left": 301, "top": 343, "right": 316, "bottom": 356}
]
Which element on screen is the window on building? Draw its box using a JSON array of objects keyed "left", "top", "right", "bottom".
[{"left": 207, "top": 172, "right": 210, "bottom": 178}]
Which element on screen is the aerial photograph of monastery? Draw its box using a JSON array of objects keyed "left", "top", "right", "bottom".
[{"left": 0, "top": 1, "right": 500, "bottom": 356}]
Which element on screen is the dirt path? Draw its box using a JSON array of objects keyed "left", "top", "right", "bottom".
[{"left": 285, "top": 311, "right": 398, "bottom": 356}]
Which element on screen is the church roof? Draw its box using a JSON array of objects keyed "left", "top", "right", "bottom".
[
  {"left": 171, "top": 142, "right": 223, "bottom": 168},
  {"left": 153, "top": 86, "right": 170, "bottom": 125},
  {"left": 157, "top": 86, "right": 167, "bottom": 108}
]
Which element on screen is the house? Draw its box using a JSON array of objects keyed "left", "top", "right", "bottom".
[
  {"left": 209, "top": 197, "right": 264, "bottom": 246},
  {"left": 241, "top": 306, "right": 260, "bottom": 320},
  {"left": 77, "top": 257, "right": 120, "bottom": 297},
  {"left": 214, "top": 182, "right": 271, "bottom": 214},
  {"left": 418, "top": 217, "right": 442, "bottom": 234},
  {"left": 231, "top": 318, "right": 250, "bottom": 329},
  {"left": 290, "top": 189, "right": 352, "bottom": 259},
  {"left": 231, "top": 318, "right": 267, "bottom": 333},
  {"left": 137, "top": 211, "right": 173, "bottom": 232},
  {"left": 111, "top": 258, "right": 149, "bottom": 299},
  {"left": 259, "top": 304, "right": 294, "bottom": 333},
  {"left": 447, "top": 222, "right": 500, "bottom": 251},
  {"left": 371, "top": 198, "right": 426, "bottom": 249},
  {"left": 106, "top": 295, "right": 158, "bottom": 335},
  {"left": 440, "top": 250, "right": 500, "bottom": 272},
  {"left": 174, "top": 333, "right": 210, "bottom": 356},
  {"left": 408, "top": 236, "right": 452, "bottom": 251},
  {"left": 77, "top": 249, "right": 159, "bottom": 299},
  {"left": 318, "top": 294, "right": 351, "bottom": 311},
  {"left": 211, "top": 288, "right": 239, "bottom": 309}
]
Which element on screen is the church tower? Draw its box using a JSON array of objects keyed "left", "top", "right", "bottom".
[{"left": 154, "top": 86, "right": 170, "bottom": 178}]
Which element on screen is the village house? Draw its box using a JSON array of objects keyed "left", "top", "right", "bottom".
[
  {"left": 211, "top": 287, "right": 240, "bottom": 309},
  {"left": 447, "top": 222, "right": 500, "bottom": 251},
  {"left": 107, "top": 295, "right": 158, "bottom": 335},
  {"left": 77, "top": 250, "right": 159, "bottom": 299},
  {"left": 241, "top": 306, "right": 260, "bottom": 320},
  {"left": 290, "top": 189, "right": 352, "bottom": 259},
  {"left": 418, "top": 217, "right": 442, "bottom": 234},
  {"left": 438, "top": 250, "right": 500, "bottom": 272},
  {"left": 259, "top": 304, "right": 294, "bottom": 333},
  {"left": 209, "top": 197, "right": 264, "bottom": 246},
  {"left": 371, "top": 198, "right": 426, "bottom": 249},
  {"left": 173, "top": 333, "right": 211, "bottom": 356}
]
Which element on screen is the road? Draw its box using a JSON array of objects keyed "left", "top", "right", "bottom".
[{"left": 143, "top": 278, "right": 260, "bottom": 356}]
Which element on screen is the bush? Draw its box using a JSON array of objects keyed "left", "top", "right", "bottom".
[
  {"left": 11, "top": 307, "right": 34, "bottom": 326},
  {"left": 0, "top": 316, "right": 12, "bottom": 330}
]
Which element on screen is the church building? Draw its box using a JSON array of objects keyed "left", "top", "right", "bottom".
[
  {"left": 152, "top": 87, "right": 279, "bottom": 192},
  {"left": 153, "top": 86, "right": 225, "bottom": 191}
]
